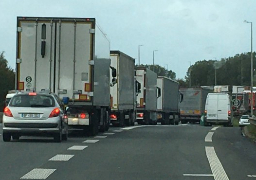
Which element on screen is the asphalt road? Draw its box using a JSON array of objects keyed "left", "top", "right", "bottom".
[{"left": 0, "top": 123, "right": 256, "bottom": 180}]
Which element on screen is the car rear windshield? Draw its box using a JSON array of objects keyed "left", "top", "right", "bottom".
[
  {"left": 9, "top": 94, "right": 55, "bottom": 107},
  {"left": 241, "top": 115, "right": 249, "bottom": 119}
]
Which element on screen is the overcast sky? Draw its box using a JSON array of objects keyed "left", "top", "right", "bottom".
[{"left": 0, "top": 0, "right": 256, "bottom": 79}]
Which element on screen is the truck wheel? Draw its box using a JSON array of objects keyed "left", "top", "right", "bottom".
[
  {"left": 3, "top": 133, "right": 11, "bottom": 142},
  {"left": 105, "top": 111, "right": 110, "bottom": 131},
  {"left": 119, "top": 112, "right": 125, "bottom": 127},
  {"left": 181, "top": 120, "right": 187, "bottom": 124}
]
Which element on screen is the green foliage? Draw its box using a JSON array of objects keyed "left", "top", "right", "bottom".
[
  {"left": 137, "top": 64, "right": 176, "bottom": 80},
  {"left": 0, "top": 52, "right": 15, "bottom": 111},
  {"left": 187, "top": 52, "right": 255, "bottom": 87}
]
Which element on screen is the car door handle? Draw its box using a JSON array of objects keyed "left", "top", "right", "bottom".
[{"left": 218, "top": 110, "right": 222, "bottom": 111}]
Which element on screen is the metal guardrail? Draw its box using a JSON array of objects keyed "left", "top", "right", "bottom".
[{"left": 249, "top": 117, "right": 256, "bottom": 126}]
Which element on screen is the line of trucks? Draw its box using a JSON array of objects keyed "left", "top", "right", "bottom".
[{"left": 11, "top": 16, "right": 183, "bottom": 135}]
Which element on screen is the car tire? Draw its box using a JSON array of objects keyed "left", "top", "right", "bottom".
[
  {"left": 54, "top": 131, "right": 62, "bottom": 142},
  {"left": 3, "top": 133, "right": 11, "bottom": 142}
]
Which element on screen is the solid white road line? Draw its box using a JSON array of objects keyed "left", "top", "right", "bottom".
[
  {"left": 248, "top": 175, "right": 256, "bottom": 178},
  {"left": 83, "top": 140, "right": 99, "bottom": 143},
  {"left": 122, "top": 126, "right": 142, "bottom": 130},
  {"left": 68, "top": 146, "right": 88, "bottom": 150},
  {"left": 49, "top": 154, "right": 74, "bottom": 161},
  {"left": 211, "top": 127, "right": 219, "bottom": 131},
  {"left": 205, "top": 132, "right": 214, "bottom": 142},
  {"left": 94, "top": 136, "right": 107, "bottom": 138},
  {"left": 205, "top": 146, "right": 229, "bottom": 180},
  {"left": 183, "top": 174, "right": 214, "bottom": 177},
  {"left": 21, "top": 168, "right": 56, "bottom": 179}
]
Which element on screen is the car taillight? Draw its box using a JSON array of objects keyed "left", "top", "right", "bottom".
[
  {"left": 110, "top": 114, "right": 117, "bottom": 119},
  {"left": 29, "top": 92, "right": 37, "bottom": 96},
  {"left": 49, "top": 108, "right": 60, "bottom": 118},
  {"left": 228, "top": 110, "right": 231, "bottom": 115},
  {"left": 80, "top": 113, "right": 86, "bottom": 119},
  {"left": 63, "top": 115, "right": 68, "bottom": 119},
  {"left": 137, "top": 113, "right": 143, "bottom": 117},
  {"left": 4, "top": 107, "right": 13, "bottom": 117}
]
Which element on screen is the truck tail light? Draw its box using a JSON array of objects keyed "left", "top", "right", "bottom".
[
  {"left": 29, "top": 92, "right": 37, "bottom": 96},
  {"left": 137, "top": 113, "right": 143, "bottom": 117},
  {"left": 80, "top": 113, "right": 86, "bottom": 119},
  {"left": 49, "top": 108, "right": 60, "bottom": 118},
  {"left": 110, "top": 114, "right": 117, "bottom": 119},
  {"left": 4, "top": 107, "right": 13, "bottom": 117},
  {"left": 228, "top": 110, "right": 231, "bottom": 116}
]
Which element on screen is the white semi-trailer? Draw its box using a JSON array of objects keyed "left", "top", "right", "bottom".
[
  {"left": 16, "top": 17, "right": 113, "bottom": 135},
  {"left": 109, "top": 51, "right": 136, "bottom": 127},
  {"left": 135, "top": 67, "right": 158, "bottom": 125},
  {"left": 156, "top": 77, "right": 182, "bottom": 125}
]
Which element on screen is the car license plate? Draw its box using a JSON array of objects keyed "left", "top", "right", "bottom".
[{"left": 22, "top": 113, "right": 40, "bottom": 118}]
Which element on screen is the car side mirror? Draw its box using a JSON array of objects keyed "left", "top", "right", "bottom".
[
  {"left": 157, "top": 87, "right": 161, "bottom": 98},
  {"left": 136, "top": 81, "right": 141, "bottom": 94},
  {"left": 110, "top": 66, "right": 116, "bottom": 77}
]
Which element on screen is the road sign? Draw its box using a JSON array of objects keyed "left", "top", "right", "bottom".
[{"left": 26, "top": 76, "right": 32, "bottom": 83}]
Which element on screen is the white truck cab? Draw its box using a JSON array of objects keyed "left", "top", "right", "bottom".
[{"left": 204, "top": 93, "right": 232, "bottom": 126}]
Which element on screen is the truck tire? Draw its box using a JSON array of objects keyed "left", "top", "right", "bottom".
[
  {"left": 3, "top": 133, "right": 11, "bottom": 142},
  {"left": 89, "top": 111, "right": 99, "bottom": 136},
  {"left": 105, "top": 111, "right": 110, "bottom": 131},
  {"left": 12, "top": 135, "right": 20, "bottom": 140},
  {"left": 119, "top": 112, "right": 125, "bottom": 127},
  {"left": 130, "top": 111, "right": 135, "bottom": 126}
]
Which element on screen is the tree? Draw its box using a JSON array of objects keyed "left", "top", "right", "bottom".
[
  {"left": 0, "top": 52, "right": 15, "bottom": 111},
  {"left": 136, "top": 64, "right": 176, "bottom": 80}
]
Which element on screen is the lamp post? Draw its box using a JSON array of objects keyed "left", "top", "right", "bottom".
[
  {"left": 244, "top": 20, "right": 253, "bottom": 116},
  {"left": 138, "top": 45, "right": 143, "bottom": 65},
  {"left": 153, "top": 50, "right": 158, "bottom": 72}
]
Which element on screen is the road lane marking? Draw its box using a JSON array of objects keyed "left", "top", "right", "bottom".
[
  {"left": 103, "top": 133, "right": 115, "bottom": 135},
  {"left": 21, "top": 168, "right": 56, "bottom": 179},
  {"left": 83, "top": 140, "right": 99, "bottom": 143},
  {"left": 68, "top": 146, "right": 88, "bottom": 150},
  {"left": 183, "top": 174, "right": 214, "bottom": 177},
  {"left": 49, "top": 154, "right": 74, "bottom": 161},
  {"left": 248, "top": 175, "right": 256, "bottom": 178},
  {"left": 94, "top": 136, "right": 107, "bottom": 138},
  {"left": 122, "top": 126, "right": 142, "bottom": 130},
  {"left": 112, "top": 130, "right": 123, "bottom": 132},
  {"left": 205, "top": 132, "right": 214, "bottom": 142},
  {"left": 211, "top": 127, "right": 219, "bottom": 131},
  {"left": 205, "top": 146, "right": 229, "bottom": 180}
]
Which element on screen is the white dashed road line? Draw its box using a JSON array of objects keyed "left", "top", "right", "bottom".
[
  {"left": 83, "top": 140, "right": 99, "bottom": 143},
  {"left": 68, "top": 146, "right": 88, "bottom": 150},
  {"left": 103, "top": 133, "right": 115, "bottom": 135},
  {"left": 248, "top": 175, "right": 256, "bottom": 178},
  {"left": 20, "top": 168, "right": 56, "bottom": 179},
  {"left": 112, "top": 130, "right": 123, "bottom": 132},
  {"left": 211, "top": 127, "right": 219, "bottom": 131},
  {"left": 94, "top": 136, "right": 107, "bottom": 138},
  {"left": 49, "top": 154, "right": 74, "bottom": 161},
  {"left": 183, "top": 174, "right": 214, "bottom": 177},
  {"left": 205, "top": 146, "right": 229, "bottom": 180},
  {"left": 205, "top": 132, "right": 214, "bottom": 142}
]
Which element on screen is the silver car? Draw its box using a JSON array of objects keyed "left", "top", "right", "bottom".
[{"left": 2, "top": 92, "right": 68, "bottom": 142}]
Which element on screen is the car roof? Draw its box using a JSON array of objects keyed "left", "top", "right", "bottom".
[{"left": 6, "top": 93, "right": 16, "bottom": 98}]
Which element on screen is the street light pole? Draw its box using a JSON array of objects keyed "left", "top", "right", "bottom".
[
  {"left": 138, "top": 45, "right": 143, "bottom": 65},
  {"left": 153, "top": 50, "right": 158, "bottom": 72},
  {"left": 245, "top": 20, "right": 253, "bottom": 116}
]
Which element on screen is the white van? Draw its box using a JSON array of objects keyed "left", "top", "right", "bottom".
[{"left": 204, "top": 93, "right": 232, "bottom": 126}]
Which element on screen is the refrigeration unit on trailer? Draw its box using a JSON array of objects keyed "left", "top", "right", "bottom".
[
  {"left": 135, "top": 67, "right": 158, "bottom": 125},
  {"left": 109, "top": 51, "right": 136, "bottom": 127},
  {"left": 16, "top": 17, "right": 113, "bottom": 135},
  {"left": 156, "top": 77, "right": 182, "bottom": 125},
  {"left": 179, "top": 88, "right": 211, "bottom": 124},
  {"left": 204, "top": 93, "right": 232, "bottom": 126}
]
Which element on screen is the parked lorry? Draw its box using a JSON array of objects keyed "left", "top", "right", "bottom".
[
  {"left": 179, "top": 87, "right": 211, "bottom": 124},
  {"left": 16, "top": 17, "right": 113, "bottom": 135},
  {"left": 109, "top": 51, "right": 136, "bottom": 126},
  {"left": 135, "top": 67, "right": 158, "bottom": 125},
  {"left": 204, "top": 93, "right": 232, "bottom": 126},
  {"left": 156, "top": 77, "right": 182, "bottom": 125}
]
